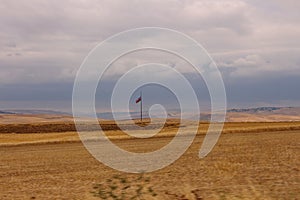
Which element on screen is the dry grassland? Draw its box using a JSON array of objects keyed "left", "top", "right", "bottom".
[{"left": 0, "top": 120, "right": 299, "bottom": 199}]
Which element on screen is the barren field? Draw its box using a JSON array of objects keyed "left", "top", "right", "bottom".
[{"left": 0, "top": 120, "right": 299, "bottom": 199}]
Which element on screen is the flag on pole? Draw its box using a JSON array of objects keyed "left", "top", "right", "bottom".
[
  {"left": 135, "top": 96, "right": 142, "bottom": 103},
  {"left": 136, "top": 92, "right": 143, "bottom": 122}
]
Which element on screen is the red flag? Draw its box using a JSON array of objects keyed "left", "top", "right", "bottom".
[{"left": 135, "top": 96, "right": 141, "bottom": 103}]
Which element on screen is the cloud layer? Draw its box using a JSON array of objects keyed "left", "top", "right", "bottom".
[{"left": 1, "top": 0, "right": 300, "bottom": 109}]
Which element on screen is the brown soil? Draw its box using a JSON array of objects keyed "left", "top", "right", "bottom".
[{"left": 0, "top": 126, "right": 299, "bottom": 199}]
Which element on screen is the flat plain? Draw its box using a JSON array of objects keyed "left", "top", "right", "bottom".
[{"left": 0, "top": 117, "right": 299, "bottom": 199}]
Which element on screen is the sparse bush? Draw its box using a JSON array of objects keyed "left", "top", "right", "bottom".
[{"left": 91, "top": 173, "right": 157, "bottom": 200}]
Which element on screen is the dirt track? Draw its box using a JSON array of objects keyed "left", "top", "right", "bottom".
[{"left": 1, "top": 130, "right": 299, "bottom": 199}]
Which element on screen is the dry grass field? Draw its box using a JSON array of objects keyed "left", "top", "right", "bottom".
[{"left": 0, "top": 118, "right": 299, "bottom": 199}]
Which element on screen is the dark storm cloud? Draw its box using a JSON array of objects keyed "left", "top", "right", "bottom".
[
  {"left": 0, "top": 0, "right": 300, "bottom": 110},
  {"left": 225, "top": 73, "right": 300, "bottom": 103}
]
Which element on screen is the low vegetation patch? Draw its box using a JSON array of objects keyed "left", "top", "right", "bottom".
[{"left": 91, "top": 173, "right": 157, "bottom": 200}]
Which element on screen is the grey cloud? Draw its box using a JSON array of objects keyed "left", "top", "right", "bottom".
[
  {"left": 2, "top": 71, "right": 300, "bottom": 111},
  {"left": 225, "top": 73, "right": 300, "bottom": 105},
  {"left": 214, "top": 47, "right": 300, "bottom": 80},
  {"left": 0, "top": 0, "right": 300, "bottom": 110}
]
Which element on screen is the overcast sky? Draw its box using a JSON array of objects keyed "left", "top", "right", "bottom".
[{"left": 1, "top": 0, "right": 300, "bottom": 111}]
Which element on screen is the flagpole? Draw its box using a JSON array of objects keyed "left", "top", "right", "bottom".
[{"left": 140, "top": 91, "right": 142, "bottom": 122}]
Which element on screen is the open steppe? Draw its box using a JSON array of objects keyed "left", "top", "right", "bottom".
[{"left": 0, "top": 115, "right": 299, "bottom": 199}]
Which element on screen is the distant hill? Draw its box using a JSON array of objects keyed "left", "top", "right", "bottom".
[
  {"left": 0, "top": 111, "right": 14, "bottom": 114},
  {"left": 226, "top": 107, "right": 300, "bottom": 122},
  {"left": 227, "top": 107, "right": 283, "bottom": 113},
  {"left": 3, "top": 109, "right": 70, "bottom": 116},
  {"left": 1, "top": 107, "right": 300, "bottom": 123},
  {"left": 96, "top": 107, "right": 300, "bottom": 122}
]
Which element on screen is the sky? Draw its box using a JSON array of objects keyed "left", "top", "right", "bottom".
[{"left": 1, "top": 0, "right": 300, "bottom": 112}]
